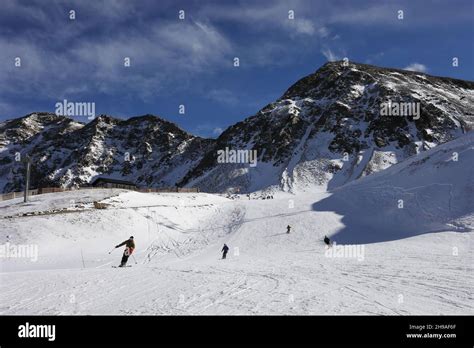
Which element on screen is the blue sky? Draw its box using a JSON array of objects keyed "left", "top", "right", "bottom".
[{"left": 0, "top": 0, "right": 473, "bottom": 137}]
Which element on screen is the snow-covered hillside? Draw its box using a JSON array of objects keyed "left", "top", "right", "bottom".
[
  {"left": 1, "top": 133, "right": 472, "bottom": 315},
  {"left": 0, "top": 189, "right": 236, "bottom": 272},
  {"left": 0, "top": 113, "right": 212, "bottom": 193},
  {"left": 315, "top": 131, "right": 474, "bottom": 244},
  {"left": 1, "top": 61, "right": 473, "bottom": 194},
  {"left": 181, "top": 61, "right": 474, "bottom": 193}
]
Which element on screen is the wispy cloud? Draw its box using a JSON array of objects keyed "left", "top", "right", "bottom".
[
  {"left": 199, "top": 0, "right": 324, "bottom": 37},
  {"left": 213, "top": 127, "right": 223, "bottom": 136},
  {"left": 206, "top": 89, "right": 239, "bottom": 105},
  {"left": 287, "top": 18, "right": 316, "bottom": 35},
  {"left": 403, "top": 63, "right": 428, "bottom": 73},
  {"left": 192, "top": 123, "right": 225, "bottom": 138},
  {"left": 0, "top": 0, "right": 471, "bottom": 121},
  {"left": 321, "top": 48, "right": 341, "bottom": 62},
  {"left": 327, "top": 3, "right": 398, "bottom": 26},
  {"left": 0, "top": 16, "right": 232, "bottom": 103},
  {"left": 195, "top": 0, "right": 330, "bottom": 68}
]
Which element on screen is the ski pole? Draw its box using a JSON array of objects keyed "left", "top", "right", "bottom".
[
  {"left": 80, "top": 248, "right": 86, "bottom": 269},
  {"left": 131, "top": 254, "right": 138, "bottom": 264},
  {"left": 108, "top": 247, "right": 116, "bottom": 254}
]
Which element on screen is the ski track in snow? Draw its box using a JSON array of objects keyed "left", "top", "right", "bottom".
[
  {"left": 1, "top": 132, "right": 473, "bottom": 315},
  {"left": 0, "top": 190, "right": 472, "bottom": 315}
]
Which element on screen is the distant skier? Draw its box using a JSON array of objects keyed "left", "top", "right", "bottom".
[
  {"left": 287, "top": 225, "right": 291, "bottom": 234},
  {"left": 221, "top": 244, "right": 229, "bottom": 259},
  {"left": 115, "top": 236, "right": 135, "bottom": 267},
  {"left": 324, "top": 235, "right": 331, "bottom": 247}
]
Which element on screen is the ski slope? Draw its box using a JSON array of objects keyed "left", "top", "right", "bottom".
[{"left": 0, "top": 134, "right": 473, "bottom": 315}]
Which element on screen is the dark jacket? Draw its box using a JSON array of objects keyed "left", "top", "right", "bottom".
[
  {"left": 324, "top": 236, "right": 330, "bottom": 245},
  {"left": 222, "top": 245, "right": 229, "bottom": 252},
  {"left": 117, "top": 239, "right": 135, "bottom": 249}
]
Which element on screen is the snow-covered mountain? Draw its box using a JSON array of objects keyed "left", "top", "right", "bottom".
[
  {"left": 0, "top": 113, "right": 212, "bottom": 192},
  {"left": 1, "top": 61, "right": 473, "bottom": 193},
  {"left": 1, "top": 131, "right": 472, "bottom": 314},
  {"left": 180, "top": 61, "right": 474, "bottom": 192}
]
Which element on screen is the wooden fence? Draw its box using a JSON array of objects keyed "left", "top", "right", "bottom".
[
  {"left": 0, "top": 186, "right": 199, "bottom": 202},
  {"left": 0, "top": 189, "right": 39, "bottom": 202},
  {"left": 136, "top": 187, "right": 199, "bottom": 193}
]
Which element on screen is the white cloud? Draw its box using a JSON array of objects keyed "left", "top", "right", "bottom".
[
  {"left": 0, "top": 19, "right": 233, "bottom": 102},
  {"left": 321, "top": 48, "right": 340, "bottom": 62},
  {"left": 327, "top": 2, "right": 473, "bottom": 26},
  {"left": 199, "top": 1, "right": 325, "bottom": 38},
  {"left": 317, "top": 27, "right": 330, "bottom": 38},
  {"left": 2, "top": 0, "right": 463, "bottom": 120},
  {"left": 206, "top": 89, "right": 239, "bottom": 105},
  {"left": 192, "top": 123, "right": 225, "bottom": 138},
  {"left": 403, "top": 63, "right": 428, "bottom": 73},
  {"left": 286, "top": 19, "right": 315, "bottom": 35},
  {"left": 0, "top": 0, "right": 333, "bottom": 106},
  {"left": 328, "top": 4, "right": 396, "bottom": 25},
  {"left": 213, "top": 127, "right": 223, "bottom": 136}
]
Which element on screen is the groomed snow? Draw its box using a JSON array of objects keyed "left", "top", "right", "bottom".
[{"left": 0, "top": 134, "right": 472, "bottom": 315}]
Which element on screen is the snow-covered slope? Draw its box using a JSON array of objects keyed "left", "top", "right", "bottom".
[
  {"left": 314, "top": 131, "right": 474, "bottom": 244},
  {"left": 0, "top": 189, "right": 236, "bottom": 272},
  {"left": 180, "top": 61, "right": 473, "bottom": 193},
  {"left": 1, "top": 62, "right": 472, "bottom": 194},
  {"left": 0, "top": 134, "right": 472, "bottom": 314}
]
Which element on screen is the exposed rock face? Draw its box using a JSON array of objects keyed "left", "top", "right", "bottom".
[
  {"left": 179, "top": 61, "right": 473, "bottom": 192},
  {"left": 1, "top": 61, "right": 472, "bottom": 193},
  {"left": 0, "top": 113, "right": 212, "bottom": 192}
]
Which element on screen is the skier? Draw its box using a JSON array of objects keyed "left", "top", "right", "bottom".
[
  {"left": 221, "top": 243, "right": 229, "bottom": 259},
  {"left": 324, "top": 235, "right": 331, "bottom": 246},
  {"left": 115, "top": 236, "right": 135, "bottom": 267},
  {"left": 287, "top": 225, "right": 291, "bottom": 234}
]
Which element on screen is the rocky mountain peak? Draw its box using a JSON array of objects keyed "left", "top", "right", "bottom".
[
  {"left": 0, "top": 62, "right": 473, "bottom": 194},
  {"left": 179, "top": 62, "right": 474, "bottom": 192}
]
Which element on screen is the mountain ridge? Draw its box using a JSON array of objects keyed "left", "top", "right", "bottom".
[
  {"left": 1, "top": 61, "right": 473, "bottom": 193},
  {"left": 179, "top": 60, "right": 473, "bottom": 192}
]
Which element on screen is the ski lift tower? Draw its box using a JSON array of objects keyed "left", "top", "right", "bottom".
[{"left": 22, "top": 155, "right": 32, "bottom": 203}]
